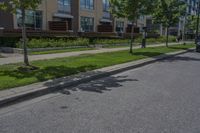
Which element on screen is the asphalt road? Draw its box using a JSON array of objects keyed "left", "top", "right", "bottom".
[{"left": 0, "top": 51, "right": 200, "bottom": 133}]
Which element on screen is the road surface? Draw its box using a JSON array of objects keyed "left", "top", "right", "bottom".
[{"left": 0, "top": 51, "right": 200, "bottom": 133}]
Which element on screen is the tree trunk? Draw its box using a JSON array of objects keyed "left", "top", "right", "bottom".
[
  {"left": 166, "top": 27, "right": 169, "bottom": 47},
  {"left": 21, "top": 8, "right": 29, "bottom": 66},
  {"left": 130, "top": 21, "right": 134, "bottom": 53},
  {"left": 142, "top": 28, "right": 146, "bottom": 48}
]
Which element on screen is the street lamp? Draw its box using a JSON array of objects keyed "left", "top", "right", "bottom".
[{"left": 195, "top": 1, "right": 200, "bottom": 52}]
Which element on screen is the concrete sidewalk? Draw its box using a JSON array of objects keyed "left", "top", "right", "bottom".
[{"left": 0, "top": 42, "right": 188, "bottom": 65}]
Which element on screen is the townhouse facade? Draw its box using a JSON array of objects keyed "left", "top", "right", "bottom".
[{"left": 0, "top": 0, "right": 145, "bottom": 34}]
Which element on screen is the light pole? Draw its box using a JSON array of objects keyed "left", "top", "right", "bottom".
[{"left": 195, "top": 1, "right": 200, "bottom": 52}]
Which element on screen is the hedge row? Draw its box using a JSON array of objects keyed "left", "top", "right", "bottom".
[{"left": 1, "top": 36, "right": 177, "bottom": 48}]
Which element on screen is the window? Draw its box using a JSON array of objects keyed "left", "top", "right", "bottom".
[
  {"left": 102, "top": 0, "right": 111, "bottom": 18},
  {"left": 80, "top": 17, "right": 94, "bottom": 32},
  {"left": 80, "top": 0, "right": 94, "bottom": 10},
  {"left": 103, "top": 0, "right": 109, "bottom": 12},
  {"left": 116, "top": 21, "right": 124, "bottom": 32},
  {"left": 58, "top": 0, "right": 71, "bottom": 13},
  {"left": 16, "top": 10, "right": 42, "bottom": 30}
]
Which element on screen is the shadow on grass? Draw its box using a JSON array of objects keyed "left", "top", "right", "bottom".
[
  {"left": 132, "top": 51, "right": 164, "bottom": 57},
  {"left": 168, "top": 46, "right": 191, "bottom": 50},
  {"left": 0, "top": 65, "right": 98, "bottom": 81},
  {"left": 131, "top": 46, "right": 194, "bottom": 58}
]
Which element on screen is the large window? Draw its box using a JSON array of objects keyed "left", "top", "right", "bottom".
[
  {"left": 16, "top": 10, "right": 42, "bottom": 30},
  {"left": 80, "top": 0, "right": 94, "bottom": 10},
  {"left": 102, "top": 0, "right": 111, "bottom": 19},
  {"left": 58, "top": 0, "right": 71, "bottom": 13},
  {"left": 80, "top": 17, "right": 94, "bottom": 32},
  {"left": 116, "top": 21, "right": 124, "bottom": 32},
  {"left": 103, "top": 0, "right": 109, "bottom": 11}
]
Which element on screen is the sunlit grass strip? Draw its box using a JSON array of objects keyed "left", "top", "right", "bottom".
[{"left": 0, "top": 44, "right": 194, "bottom": 90}]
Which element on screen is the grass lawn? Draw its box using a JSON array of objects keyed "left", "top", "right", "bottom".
[
  {"left": 104, "top": 45, "right": 130, "bottom": 48},
  {"left": 30, "top": 47, "right": 95, "bottom": 55},
  {"left": 0, "top": 44, "right": 194, "bottom": 90}
]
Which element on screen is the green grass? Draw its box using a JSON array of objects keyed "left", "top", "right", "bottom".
[
  {"left": 104, "top": 45, "right": 130, "bottom": 48},
  {"left": 0, "top": 44, "right": 194, "bottom": 90},
  {"left": 30, "top": 47, "right": 94, "bottom": 55}
]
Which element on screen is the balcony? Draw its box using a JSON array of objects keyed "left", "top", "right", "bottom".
[
  {"left": 98, "top": 24, "right": 113, "bottom": 32},
  {"left": 49, "top": 21, "right": 68, "bottom": 31}
]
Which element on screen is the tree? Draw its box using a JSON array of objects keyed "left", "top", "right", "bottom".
[
  {"left": 109, "top": 0, "right": 156, "bottom": 53},
  {"left": 153, "top": 0, "right": 186, "bottom": 47},
  {"left": 186, "top": 15, "right": 200, "bottom": 34},
  {"left": 0, "top": 0, "right": 41, "bottom": 66}
]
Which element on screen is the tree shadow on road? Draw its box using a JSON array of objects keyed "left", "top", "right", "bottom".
[
  {"left": 158, "top": 51, "right": 200, "bottom": 63},
  {"left": 57, "top": 75, "right": 138, "bottom": 95}
]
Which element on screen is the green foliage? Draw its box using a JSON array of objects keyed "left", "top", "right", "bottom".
[
  {"left": 0, "top": 0, "right": 42, "bottom": 13},
  {"left": 109, "top": 0, "right": 157, "bottom": 53},
  {"left": 110, "top": 0, "right": 156, "bottom": 21},
  {"left": 153, "top": 0, "right": 186, "bottom": 28},
  {"left": 0, "top": 37, "right": 20, "bottom": 47},
  {"left": 17, "top": 38, "right": 130, "bottom": 48},
  {"left": 94, "top": 39, "right": 129, "bottom": 45},
  {"left": 153, "top": 0, "right": 186, "bottom": 46},
  {"left": 186, "top": 15, "right": 199, "bottom": 33},
  {"left": 135, "top": 36, "right": 176, "bottom": 44},
  {"left": 0, "top": 0, "right": 42, "bottom": 66},
  {"left": 17, "top": 38, "right": 90, "bottom": 48},
  {"left": 15, "top": 37, "right": 177, "bottom": 49}
]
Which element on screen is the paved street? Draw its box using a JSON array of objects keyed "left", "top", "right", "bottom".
[
  {"left": 0, "top": 42, "right": 185, "bottom": 65},
  {"left": 0, "top": 51, "right": 200, "bottom": 133}
]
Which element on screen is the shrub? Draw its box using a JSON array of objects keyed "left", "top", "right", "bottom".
[
  {"left": 16, "top": 38, "right": 90, "bottom": 48},
  {"left": 94, "top": 39, "right": 129, "bottom": 45},
  {"left": 0, "top": 37, "right": 20, "bottom": 47},
  {"left": 15, "top": 36, "right": 177, "bottom": 49},
  {"left": 135, "top": 36, "right": 176, "bottom": 44}
]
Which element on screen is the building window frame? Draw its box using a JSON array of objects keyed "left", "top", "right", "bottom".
[
  {"left": 102, "top": 0, "right": 111, "bottom": 19},
  {"left": 80, "top": 16, "right": 94, "bottom": 32},
  {"left": 116, "top": 21, "right": 124, "bottom": 32},
  {"left": 103, "top": 0, "right": 109, "bottom": 12},
  {"left": 58, "top": 0, "right": 71, "bottom": 13},
  {"left": 16, "top": 9, "right": 43, "bottom": 30},
  {"left": 80, "top": 0, "right": 94, "bottom": 10}
]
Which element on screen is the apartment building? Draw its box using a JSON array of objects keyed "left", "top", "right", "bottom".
[{"left": 0, "top": 0, "right": 142, "bottom": 34}]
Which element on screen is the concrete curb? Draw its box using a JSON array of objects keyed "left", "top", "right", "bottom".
[{"left": 0, "top": 48, "right": 194, "bottom": 108}]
